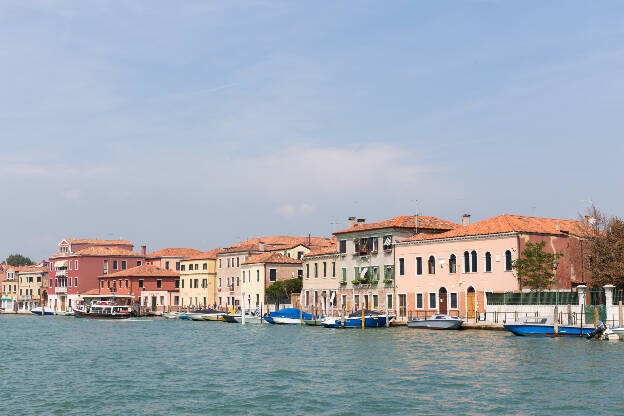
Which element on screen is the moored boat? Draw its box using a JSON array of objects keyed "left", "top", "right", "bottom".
[
  {"left": 322, "top": 310, "right": 394, "bottom": 328},
  {"left": 163, "top": 312, "right": 182, "bottom": 319},
  {"left": 265, "top": 308, "right": 312, "bottom": 325},
  {"left": 407, "top": 314, "right": 463, "bottom": 330},
  {"left": 31, "top": 307, "right": 55, "bottom": 316},
  {"left": 503, "top": 316, "right": 594, "bottom": 336},
  {"left": 74, "top": 301, "right": 134, "bottom": 319},
  {"left": 233, "top": 314, "right": 262, "bottom": 324},
  {"left": 610, "top": 327, "right": 624, "bottom": 341}
]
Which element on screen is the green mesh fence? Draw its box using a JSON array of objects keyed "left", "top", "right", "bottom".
[{"left": 486, "top": 291, "right": 579, "bottom": 305}]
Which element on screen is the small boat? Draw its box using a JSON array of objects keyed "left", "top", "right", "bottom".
[
  {"left": 221, "top": 314, "right": 240, "bottom": 323},
  {"left": 233, "top": 314, "right": 262, "bottom": 324},
  {"left": 265, "top": 308, "right": 312, "bottom": 325},
  {"left": 74, "top": 301, "right": 134, "bottom": 319},
  {"left": 163, "top": 312, "right": 182, "bottom": 319},
  {"left": 503, "top": 316, "right": 594, "bottom": 336},
  {"left": 178, "top": 314, "right": 191, "bottom": 320},
  {"left": 31, "top": 307, "right": 55, "bottom": 316},
  {"left": 322, "top": 310, "right": 394, "bottom": 328},
  {"left": 56, "top": 310, "right": 74, "bottom": 316},
  {"left": 610, "top": 327, "right": 624, "bottom": 341},
  {"left": 407, "top": 314, "right": 463, "bottom": 330}
]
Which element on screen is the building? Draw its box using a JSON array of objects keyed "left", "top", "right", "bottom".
[
  {"left": 179, "top": 249, "right": 220, "bottom": 309},
  {"left": 98, "top": 264, "right": 180, "bottom": 312},
  {"left": 216, "top": 236, "right": 334, "bottom": 309},
  {"left": 48, "top": 238, "right": 144, "bottom": 311},
  {"left": 394, "top": 214, "right": 589, "bottom": 321},
  {"left": 301, "top": 243, "right": 340, "bottom": 315},
  {"left": 1, "top": 266, "right": 18, "bottom": 311},
  {"left": 333, "top": 215, "right": 458, "bottom": 314},
  {"left": 16, "top": 265, "right": 48, "bottom": 311},
  {"left": 240, "top": 252, "right": 303, "bottom": 311},
  {"left": 145, "top": 248, "right": 204, "bottom": 271}
]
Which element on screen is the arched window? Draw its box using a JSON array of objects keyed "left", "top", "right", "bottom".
[
  {"left": 485, "top": 252, "right": 492, "bottom": 272},
  {"left": 471, "top": 251, "right": 477, "bottom": 273},
  {"left": 428, "top": 256, "right": 436, "bottom": 274},
  {"left": 449, "top": 254, "right": 457, "bottom": 274},
  {"left": 505, "top": 250, "right": 512, "bottom": 271},
  {"left": 463, "top": 251, "right": 470, "bottom": 273}
]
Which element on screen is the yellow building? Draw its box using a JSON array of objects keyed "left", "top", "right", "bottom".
[
  {"left": 17, "top": 266, "right": 48, "bottom": 311},
  {"left": 179, "top": 249, "right": 220, "bottom": 309}
]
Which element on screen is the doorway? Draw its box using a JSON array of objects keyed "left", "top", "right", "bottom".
[
  {"left": 467, "top": 287, "right": 476, "bottom": 319},
  {"left": 438, "top": 287, "right": 448, "bottom": 315},
  {"left": 398, "top": 294, "right": 407, "bottom": 318},
  {"left": 151, "top": 296, "right": 157, "bottom": 311}
]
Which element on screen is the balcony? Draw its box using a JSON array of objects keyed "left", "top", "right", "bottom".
[
  {"left": 55, "top": 269, "right": 67, "bottom": 277},
  {"left": 55, "top": 286, "right": 67, "bottom": 294}
]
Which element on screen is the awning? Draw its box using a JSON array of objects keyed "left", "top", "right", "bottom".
[{"left": 55, "top": 260, "right": 68, "bottom": 268}]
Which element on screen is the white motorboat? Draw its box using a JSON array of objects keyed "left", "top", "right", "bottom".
[
  {"left": 186, "top": 313, "right": 206, "bottom": 321},
  {"left": 407, "top": 314, "right": 463, "bottom": 330},
  {"left": 608, "top": 327, "right": 624, "bottom": 341},
  {"left": 31, "top": 307, "right": 55, "bottom": 316},
  {"left": 56, "top": 310, "right": 74, "bottom": 316},
  {"left": 163, "top": 312, "right": 182, "bottom": 319},
  {"left": 233, "top": 314, "right": 262, "bottom": 324}
]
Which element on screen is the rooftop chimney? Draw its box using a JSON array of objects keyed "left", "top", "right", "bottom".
[
  {"left": 258, "top": 242, "right": 265, "bottom": 251},
  {"left": 414, "top": 214, "right": 419, "bottom": 230},
  {"left": 584, "top": 215, "right": 590, "bottom": 225},
  {"left": 348, "top": 216, "right": 356, "bottom": 227},
  {"left": 462, "top": 214, "right": 471, "bottom": 226},
  {"left": 357, "top": 218, "right": 366, "bottom": 224},
  {"left": 141, "top": 245, "right": 146, "bottom": 256}
]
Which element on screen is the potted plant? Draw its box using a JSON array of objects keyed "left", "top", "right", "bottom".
[
  {"left": 351, "top": 279, "right": 360, "bottom": 285},
  {"left": 339, "top": 280, "right": 347, "bottom": 286},
  {"left": 383, "top": 279, "right": 393, "bottom": 285}
]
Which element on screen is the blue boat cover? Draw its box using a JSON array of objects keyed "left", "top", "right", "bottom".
[{"left": 269, "top": 308, "right": 312, "bottom": 320}]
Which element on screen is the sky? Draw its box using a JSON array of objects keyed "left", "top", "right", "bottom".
[{"left": 1, "top": 1, "right": 624, "bottom": 261}]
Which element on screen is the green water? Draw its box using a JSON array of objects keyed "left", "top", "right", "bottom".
[{"left": 2, "top": 315, "right": 623, "bottom": 415}]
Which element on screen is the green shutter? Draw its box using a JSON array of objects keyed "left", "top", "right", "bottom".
[
  {"left": 342, "top": 268, "right": 346, "bottom": 281},
  {"left": 390, "top": 265, "right": 395, "bottom": 279},
  {"left": 354, "top": 267, "right": 359, "bottom": 280}
]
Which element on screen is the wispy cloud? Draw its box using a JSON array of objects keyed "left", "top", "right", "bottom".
[{"left": 273, "top": 203, "right": 315, "bottom": 218}]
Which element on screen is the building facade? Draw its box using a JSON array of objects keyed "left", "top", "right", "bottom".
[
  {"left": 178, "top": 249, "right": 220, "bottom": 309},
  {"left": 301, "top": 244, "right": 340, "bottom": 315},
  {"left": 333, "top": 215, "right": 458, "bottom": 314},
  {"left": 16, "top": 266, "right": 48, "bottom": 311},
  {"left": 394, "top": 214, "right": 589, "bottom": 321},
  {"left": 48, "top": 239, "right": 144, "bottom": 311},
  {"left": 145, "top": 247, "right": 203, "bottom": 271},
  {"left": 1, "top": 267, "right": 18, "bottom": 311}
]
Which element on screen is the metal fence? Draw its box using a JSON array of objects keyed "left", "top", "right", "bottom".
[
  {"left": 487, "top": 307, "right": 615, "bottom": 327},
  {"left": 486, "top": 291, "right": 578, "bottom": 306}
]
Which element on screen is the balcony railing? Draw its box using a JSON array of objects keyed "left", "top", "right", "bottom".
[
  {"left": 55, "top": 269, "right": 67, "bottom": 277},
  {"left": 55, "top": 286, "right": 67, "bottom": 294}
]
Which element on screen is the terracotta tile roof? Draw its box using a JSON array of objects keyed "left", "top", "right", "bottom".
[
  {"left": 80, "top": 288, "right": 100, "bottom": 296},
  {"left": 98, "top": 264, "right": 179, "bottom": 279},
  {"left": 220, "top": 236, "right": 334, "bottom": 254},
  {"left": 303, "top": 242, "right": 339, "bottom": 258},
  {"left": 184, "top": 249, "right": 222, "bottom": 261},
  {"left": 146, "top": 248, "right": 204, "bottom": 259},
  {"left": 333, "top": 215, "right": 458, "bottom": 235},
  {"left": 67, "top": 238, "right": 132, "bottom": 245},
  {"left": 72, "top": 247, "right": 143, "bottom": 257},
  {"left": 15, "top": 266, "right": 47, "bottom": 273},
  {"left": 400, "top": 214, "right": 589, "bottom": 243},
  {"left": 242, "top": 252, "right": 303, "bottom": 265}
]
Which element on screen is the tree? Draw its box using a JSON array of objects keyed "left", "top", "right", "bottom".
[
  {"left": 266, "top": 278, "right": 303, "bottom": 308},
  {"left": 4, "top": 253, "right": 35, "bottom": 267},
  {"left": 512, "top": 241, "right": 563, "bottom": 291},
  {"left": 580, "top": 206, "right": 624, "bottom": 288}
]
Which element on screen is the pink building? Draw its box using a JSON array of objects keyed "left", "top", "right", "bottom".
[
  {"left": 394, "top": 214, "right": 589, "bottom": 321},
  {"left": 47, "top": 239, "right": 144, "bottom": 311}
]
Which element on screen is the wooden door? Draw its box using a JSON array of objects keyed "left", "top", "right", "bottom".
[
  {"left": 151, "top": 296, "right": 157, "bottom": 311},
  {"left": 61, "top": 297, "right": 66, "bottom": 311},
  {"left": 398, "top": 294, "right": 407, "bottom": 318},
  {"left": 467, "top": 289, "right": 476, "bottom": 319},
  {"left": 438, "top": 288, "right": 447, "bottom": 315}
]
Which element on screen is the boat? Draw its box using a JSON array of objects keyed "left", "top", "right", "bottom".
[
  {"left": 265, "top": 308, "right": 312, "bottom": 325},
  {"left": 163, "top": 312, "right": 182, "bottom": 319},
  {"left": 56, "top": 310, "right": 74, "bottom": 316},
  {"left": 31, "top": 307, "right": 55, "bottom": 316},
  {"left": 73, "top": 301, "right": 135, "bottom": 319},
  {"left": 407, "top": 314, "right": 463, "bottom": 330},
  {"left": 233, "top": 314, "right": 262, "bottom": 324},
  {"left": 503, "top": 316, "right": 594, "bottom": 336},
  {"left": 610, "top": 327, "right": 624, "bottom": 341},
  {"left": 200, "top": 309, "right": 224, "bottom": 321},
  {"left": 322, "top": 310, "right": 395, "bottom": 328},
  {"left": 178, "top": 314, "right": 191, "bottom": 320},
  {"left": 303, "top": 318, "right": 325, "bottom": 326}
]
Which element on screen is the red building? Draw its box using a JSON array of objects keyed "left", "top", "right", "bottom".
[
  {"left": 98, "top": 264, "right": 180, "bottom": 312},
  {"left": 47, "top": 239, "right": 145, "bottom": 311}
]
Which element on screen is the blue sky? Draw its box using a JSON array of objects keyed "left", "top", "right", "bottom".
[{"left": 1, "top": 1, "right": 623, "bottom": 261}]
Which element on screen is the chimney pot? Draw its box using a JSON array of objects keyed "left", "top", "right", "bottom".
[
  {"left": 584, "top": 215, "right": 590, "bottom": 225},
  {"left": 462, "top": 214, "right": 471, "bottom": 226},
  {"left": 259, "top": 242, "right": 265, "bottom": 251},
  {"left": 414, "top": 214, "right": 419, "bottom": 231},
  {"left": 348, "top": 217, "right": 356, "bottom": 227},
  {"left": 357, "top": 218, "right": 366, "bottom": 224},
  {"left": 141, "top": 245, "right": 146, "bottom": 256}
]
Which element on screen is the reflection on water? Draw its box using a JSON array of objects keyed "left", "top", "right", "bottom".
[{"left": 2, "top": 315, "right": 623, "bottom": 415}]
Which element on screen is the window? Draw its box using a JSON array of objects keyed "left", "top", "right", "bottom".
[
  {"left": 165, "top": 261, "right": 170, "bottom": 270},
  {"left": 218, "top": 259, "right": 222, "bottom": 268},
  {"left": 342, "top": 294, "right": 347, "bottom": 308},
  {"left": 194, "top": 279, "right": 198, "bottom": 288},
  {"left": 485, "top": 252, "right": 492, "bottom": 272},
  {"left": 160, "top": 296, "right": 164, "bottom": 305},
  {"left": 202, "top": 279, "right": 207, "bottom": 288},
  {"left": 101, "top": 280, "right": 104, "bottom": 289},
  {"left": 298, "top": 269, "right": 303, "bottom": 279},
  {"left": 175, "top": 279, "right": 180, "bottom": 288},
  {"left": 449, "top": 254, "right": 457, "bottom": 274},
  {"left": 339, "top": 240, "right": 347, "bottom": 254},
  {"left": 236, "top": 257, "right": 240, "bottom": 267},
  {"left": 138, "top": 279, "right": 144, "bottom": 288},
  {"left": 75, "top": 260, "right": 79, "bottom": 270},
  {"left": 103, "top": 260, "right": 108, "bottom": 275},
  {"left": 306, "top": 264, "right": 310, "bottom": 278},
  {"left": 332, "top": 262, "right": 336, "bottom": 277},
  {"left": 203, "top": 263, "right": 207, "bottom": 270},
  {"left": 269, "top": 269, "right": 277, "bottom": 282},
  {"left": 471, "top": 251, "right": 477, "bottom": 273},
  {"left": 237, "top": 277, "right": 239, "bottom": 286},
  {"left": 256, "top": 270, "right": 259, "bottom": 282},
  {"left": 157, "top": 279, "right": 162, "bottom": 288},
  {"left": 429, "top": 293, "right": 436, "bottom": 309},
  {"left": 195, "top": 264, "right": 199, "bottom": 271},
  {"left": 383, "top": 235, "right": 393, "bottom": 251},
  {"left": 181, "top": 279, "right": 185, "bottom": 288},
  {"left": 113, "top": 260, "right": 118, "bottom": 270},
  {"left": 137, "top": 260, "right": 142, "bottom": 266},
  {"left": 297, "top": 251, "right": 304, "bottom": 260},
  {"left": 428, "top": 256, "right": 435, "bottom": 274},
  {"left": 450, "top": 293, "right": 458, "bottom": 309},
  {"left": 242, "top": 271, "right": 245, "bottom": 283},
  {"left": 174, "top": 296, "right": 179, "bottom": 306},
  {"left": 373, "top": 294, "right": 378, "bottom": 308},
  {"left": 75, "top": 278, "right": 78, "bottom": 287},
  {"left": 399, "top": 258, "right": 405, "bottom": 275},
  {"left": 218, "top": 278, "right": 221, "bottom": 288},
  {"left": 416, "top": 293, "right": 423, "bottom": 309},
  {"left": 121, "top": 260, "right": 127, "bottom": 270},
  {"left": 505, "top": 250, "right": 512, "bottom": 271},
  {"left": 125, "top": 279, "right": 128, "bottom": 288},
  {"left": 416, "top": 257, "right": 422, "bottom": 275},
  {"left": 385, "top": 265, "right": 395, "bottom": 279},
  {"left": 464, "top": 251, "right": 470, "bottom": 273},
  {"left": 354, "top": 295, "right": 359, "bottom": 306},
  {"left": 314, "top": 263, "right": 318, "bottom": 278},
  {"left": 386, "top": 294, "right": 393, "bottom": 309},
  {"left": 181, "top": 265, "right": 186, "bottom": 271},
  {"left": 341, "top": 267, "right": 347, "bottom": 281},
  {"left": 323, "top": 262, "right": 327, "bottom": 277},
  {"left": 176, "top": 262, "right": 180, "bottom": 271},
  {"left": 107, "top": 280, "right": 110, "bottom": 288},
  {"left": 371, "top": 237, "right": 378, "bottom": 252},
  {"left": 69, "top": 261, "right": 72, "bottom": 270}
]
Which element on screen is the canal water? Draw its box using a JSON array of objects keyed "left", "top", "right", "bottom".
[{"left": 1, "top": 315, "right": 623, "bottom": 415}]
